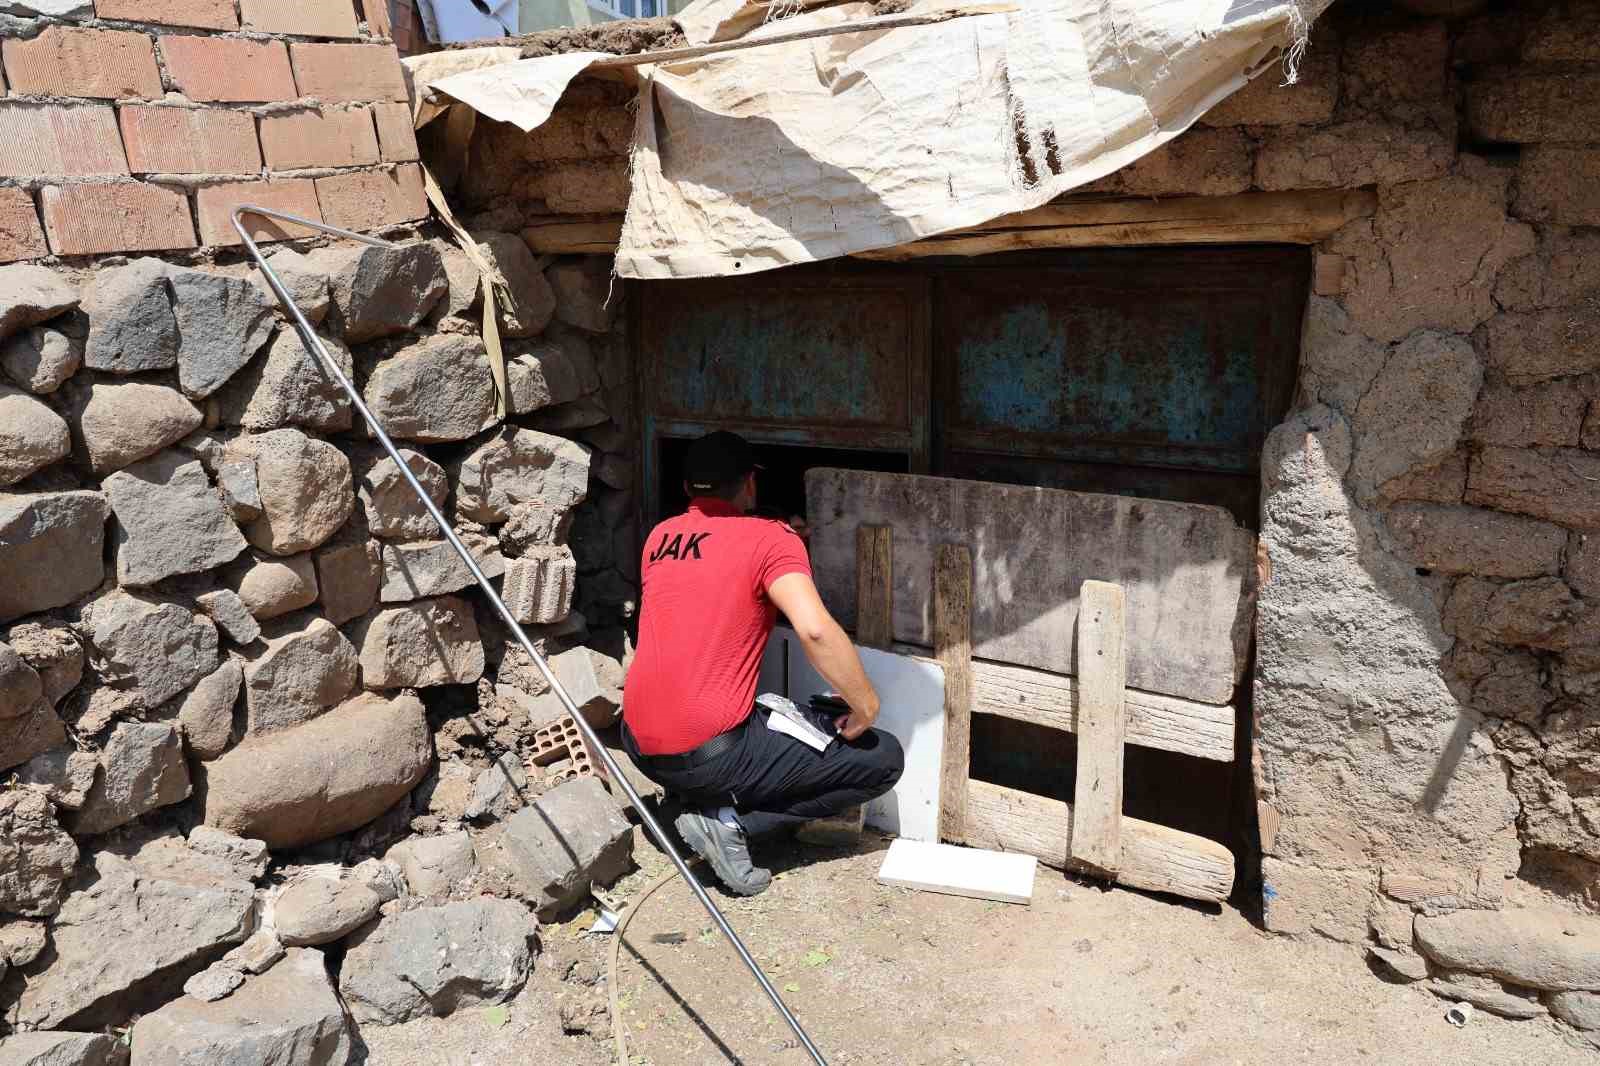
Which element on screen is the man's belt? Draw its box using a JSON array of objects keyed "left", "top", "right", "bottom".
[{"left": 626, "top": 711, "right": 757, "bottom": 771}]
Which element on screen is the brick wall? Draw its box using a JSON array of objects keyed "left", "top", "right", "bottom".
[{"left": 0, "top": 0, "right": 424, "bottom": 263}]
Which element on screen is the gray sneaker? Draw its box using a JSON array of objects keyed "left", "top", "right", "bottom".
[{"left": 675, "top": 809, "right": 772, "bottom": 896}]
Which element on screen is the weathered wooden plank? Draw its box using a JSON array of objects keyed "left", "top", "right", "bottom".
[
  {"left": 935, "top": 544, "right": 973, "bottom": 845},
  {"left": 808, "top": 469, "right": 1256, "bottom": 705},
  {"left": 521, "top": 216, "right": 624, "bottom": 255},
  {"left": 965, "top": 779, "right": 1235, "bottom": 904},
  {"left": 855, "top": 525, "right": 894, "bottom": 649},
  {"left": 1069, "top": 581, "right": 1125, "bottom": 875},
  {"left": 962, "top": 656, "right": 1235, "bottom": 762}
]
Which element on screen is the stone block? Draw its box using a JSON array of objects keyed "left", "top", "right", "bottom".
[
  {"left": 233, "top": 551, "right": 319, "bottom": 621},
  {"left": 1416, "top": 908, "right": 1600, "bottom": 991},
  {"left": 0, "top": 384, "right": 70, "bottom": 486},
  {"left": 501, "top": 546, "right": 577, "bottom": 625},
  {"left": 225, "top": 429, "right": 354, "bottom": 556},
  {"left": 83, "top": 258, "right": 176, "bottom": 375},
  {"left": 359, "top": 448, "right": 448, "bottom": 540},
  {"left": 1427, "top": 974, "right": 1545, "bottom": 1019},
  {"left": 5, "top": 619, "right": 83, "bottom": 707},
  {"left": 200, "top": 689, "right": 431, "bottom": 849},
  {"left": 241, "top": 614, "right": 359, "bottom": 736},
  {"left": 66, "top": 379, "right": 203, "bottom": 475},
  {"left": 0, "top": 491, "right": 107, "bottom": 622},
  {"left": 548, "top": 259, "right": 616, "bottom": 333},
  {"left": 507, "top": 333, "right": 598, "bottom": 413},
  {"left": 0, "top": 788, "right": 78, "bottom": 917},
  {"left": 313, "top": 539, "right": 382, "bottom": 625},
  {"left": 481, "top": 777, "right": 631, "bottom": 918},
  {"left": 0, "top": 263, "right": 77, "bottom": 340},
  {"left": 454, "top": 427, "right": 591, "bottom": 523},
  {"left": 16, "top": 748, "right": 97, "bottom": 809},
  {"left": 1, "top": 324, "right": 82, "bottom": 394},
  {"left": 1567, "top": 534, "right": 1600, "bottom": 599},
  {"left": 379, "top": 539, "right": 504, "bottom": 603},
  {"left": 373, "top": 101, "right": 419, "bottom": 162},
  {"left": 476, "top": 231, "right": 555, "bottom": 338},
  {"left": 186, "top": 826, "right": 270, "bottom": 882},
  {"left": 0, "top": 1033, "right": 127, "bottom": 1066},
  {"left": 178, "top": 660, "right": 241, "bottom": 760},
  {"left": 71, "top": 721, "right": 191, "bottom": 835},
  {"left": 354, "top": 596, "right": 485, "bottom": 689},
  {"left": 1548, "top": 989, "right": 1600, "bottom": 1031},
  {"left": 104, "top": 451, "right": 248, "bottom": 587},
  {"left": 0, "top": 701, "right": 69, "bottom": 774},
  {"left": 217, "top": 328, "right": 355, "bottom": 434},
  {"left": 168, "top": 269, "right": 277, "bottom": 400},
  {"left": 196, "top": 589, "right": 262, "bottom": 645},
  {"left": 83, "top": 591, "right": 218, "bottom": 707},
  {"left": 363, "top": 334, "right": 498, "bottom": 442},
  {"left": 312, "top": 240, "right": 447, "bottom": 343},
  {"left": 275, "top": 876, "right": 381, "bottom": 946},
  {"left": 252, "top": 248, "right": 331, "bottom": 325},
  {"left": 386, "top": 830, "right": 478, "bottom": 900}
]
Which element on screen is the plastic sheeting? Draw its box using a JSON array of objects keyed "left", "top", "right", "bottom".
[{"left": 420, "top": 0, "right": 1334, "bottom": 279}]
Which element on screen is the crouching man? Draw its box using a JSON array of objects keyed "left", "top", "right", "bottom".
[{"left": 621, "top": 431, "right": 904, "bottom": 895}]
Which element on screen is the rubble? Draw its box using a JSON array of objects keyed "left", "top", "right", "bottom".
[
  {"left": 378, "top": 539, "right": 505, "bottom": 602},
  {"left": 103, "top": 451, "right": 248, "bottom": 587},
  {"left": 0, "top": 788, "right": 78, "bottom": 916},
  {"left": 168, "top": 269, "right": 276, "bottom": 399},
  {"left": 274, "top": 875, "right": 382, "bottom": 946},
  {"left": 0, "top": 1033, "right": 128, "bottom": 1066},
  {"left": 481, "top": 776, "right": 631, "bottom": 918},
  {"left": 0, "top": 383, "right": 70, "bottom": 486},
  {"left": 196, "top": 589, "right": 262, "bottom": 645},
  {"left": 16, "top": 747, "right": 99, "bottom": 808},
  {"left": 6, "top": 618, "right": 85, "bottom": 705},
  {"left": 187, "top": 826, "right": 271, "bottom": 882},
  {"left": 466, "top": 751, "right": 529, "bottom": 820},
  {"left": 387, "top": 830, "right": 479, "bottom": 900},
  {"left": 66, "top": 378, "right": 204, "bottom": 475},
  {"left": 72, "top": 721, "right": 191, "bottom": 835}
]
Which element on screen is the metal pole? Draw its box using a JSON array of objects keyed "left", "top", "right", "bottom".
[{"left": 232, "top": 207, "right": 830, "bottom": 1066}]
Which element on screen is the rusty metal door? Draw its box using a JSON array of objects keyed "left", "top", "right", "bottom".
[{"left": 930, "top": 247, "right": 1309, "bottom": 526}]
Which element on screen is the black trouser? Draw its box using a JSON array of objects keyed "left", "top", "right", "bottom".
[{"left": 622, "top": 709, "right": 905, "bottom": 839}]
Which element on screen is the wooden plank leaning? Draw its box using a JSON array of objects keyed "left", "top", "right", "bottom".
[
  {"left": 1068, "top": 580, "right": 1126, "bottom": 876},
  {"left": 935, "top": 544, "right": 973, "bottom": 845}
]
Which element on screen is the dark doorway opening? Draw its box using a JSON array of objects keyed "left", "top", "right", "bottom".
[{"left": 655, "top": 437, "right": 910, "bottom": 524}]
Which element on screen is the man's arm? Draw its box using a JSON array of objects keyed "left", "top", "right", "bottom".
[{"left": 767, "top": 572, "right": 881, "bottom": 740}]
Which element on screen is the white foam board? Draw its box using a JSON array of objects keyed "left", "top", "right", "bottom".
[
  {"left": 768, "top": 627, "right": 946, "bottom": 842},
  {"left": 876, "top": 838, "right": 1036, "bottom": 904}
]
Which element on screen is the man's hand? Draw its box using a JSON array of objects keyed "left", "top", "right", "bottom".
[
  {"left": 834, "top": 698, "right": 879, "bottom": 741},
  {"left": 769, "top": 572, "right": 883, "bottom": 743}
]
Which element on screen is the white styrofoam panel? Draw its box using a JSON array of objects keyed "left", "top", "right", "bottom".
[
  {"left": 876, "top": 838, "right": 1036, "bottom": 904},
  {"left": 773, "top": 628, "right": 946, "bottom": 842}
]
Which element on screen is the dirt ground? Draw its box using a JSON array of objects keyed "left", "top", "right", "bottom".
[{"left": 357, "top": 831, "right": 1597, "bottom": 1066}]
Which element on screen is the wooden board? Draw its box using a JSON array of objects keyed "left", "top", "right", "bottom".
[
  {"left": 779, "top": 630, "right": 947, "bottom": 843},
  {"left": 962, "top": 656, "right": 1235, "bottom": 763},
  {"left": 807, "top": 469, "right": 1255, "bottom": 705},
  {"left": 935, "top": 544, "right": 972, "bottom": 844},
  {"left": 876, "top": 838, "right": 1036, "bottom": 905},
  {"left": 855, "top": 524, "right": 894, "bottom": 649},
  {"left": 964, "top": 779, "right": 1234, "bottom": 904},
  {"left": 1069, "top": 581, "right": 1125, "bottom": 875}
]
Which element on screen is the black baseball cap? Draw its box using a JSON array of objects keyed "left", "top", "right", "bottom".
[{"left": 683, "top": 430, "right": 761, "bottom": 493}]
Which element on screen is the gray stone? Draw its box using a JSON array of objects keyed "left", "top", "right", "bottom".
[
  {"left": 1368, "top": 945, "right": 1429, "bottom": 982},
  {"left": 241, "top": 615, "right": 359, "bottom": 736},
  {"left": 466, "top": 752, "right": 528, "bottom": 821},
  {"left": 1570, "top": 534, "right": 1600, "bottom": 599},
  {"left": 1, "top": 324, "right": 82, "bottom": 394},
  {"left": 477, "top": 232, "right": 555, "bottom": 338},
  {"left": 67, "top": 378, "right": 204, "bottom": 475},
  {"left": 13, "top": 843, "right": 254, "bottom": 1029},
  {"left": 129, "top": 947, "right": 352, "bottom": 1066},
  {"left": 183, "top": 961, "right": 245, "bottom": 1002},
  {"left": 483, "top": 777, "right": 631, "bottom": 918},
  {"left": 498, "top": 500, "right": 574, "bottom": 553},
  {"left": 501, "top": 546, "right": 576, "bottom": 625},
  {"left": 232, "top": 551, "right": 318, "bottom": 621},
  {"left": 1415, "top": 908, "right": 1600, "bottom": 991},
  {"left": 1427, "top": 975, "right": 1546, "bottom": 1020},
  {"left": 1350, "top": 331, "right": 1482, "bottom": 500},
  {"left": 0, "top": 918, "right": 47, "bottom": 966},
  {"left": 0, "top": 701, "right": 67, "bottom": 774},
  {"left": 454, "top": 427, "right": 591, "bottom": 523},
  {"left": 542, "top": 645, "right": 619, "bottom": 729},
  {"left": 0, "top": 1033, "right": 127, "bottom": 1066},
  {"left": 353, "top": 596, "right": 484, "bottom": 689},
  {"left": 16, "top": 748, "right": 98, "bottom": 809},
  {"left": 315, "top": 241, "right": 447, "bottom": 343},
  {"left": 351, "top": 857, "right": 403, "bottom": 903},
  {"left": 217, "top": 328, "right": 354, "bottom": 433},
  {"left": 3, "top": 0, "right": 96, "bottom": 17},
  {"left": 0, "top": 384, "right": 70, "bottom": 486},
  {"left": 83, "top": 258, "right": 177, "bottom": 374},
  {"left": 84, "top": 591, "right": 217, "bottom": 708},
  {"left": 386, "top": 831, "right": 477, "bottom": 901},
  {"left": 0, "top": 788, "right": 77, "bottom": 916},
  {"left": 1548, "top": 989, "right": 1600, "bottom": 1031},
  {"left": 363, "top": 334, "right": 499, "bottom": 443},
  {"left": 523, "top": 396, "right": 610, "bottom": 433},
  {"left": 169, "top": 270, "right": 277, "bottom": 399},
  {"left": 216, "top": 459, "right": 262, "bottom": 522},
  {"left": 275, "top": 875, "right": 381, "bottom": 946},
  {"left": 429, "top": 240, "right": 480, "bottom": 322},
  {"left": 0, "top": 640, "right": 43, "bottom": 719},
  {"left": 222, "top": 930, "right": 286, "bottom": 975},
  {"left": 253, "top": 248, "right": 331, "bottom": 325},
  {"left": 104, "top": 451, "right": 248, "bottom": 587},
  {"left": 548, "top": 259, "right": 615, "bottom": 333},
  {"left": 177, "top": 660, "right": 242, "bottom": 760},
  {"left": 359, "top": 448, "right": 447, "bottom": 541},
  {"left": 378, "top": 539, "right": 504, "bottom": 603},
  {"left": 6, "top": 619, "right": 84, "bottom": 706},
  {"left": 507, "top": 335, "right": 597, "bottom": 414},
  {"left": 225, "top": 429, "right": 354, "bottom": 556},
  {"left": 186, "top": 826, "right": 270, "bottom": 882},
  {"left": 199, "top": 690, "right": 432, "bottom": 849},
  {"left": 196, "top": 589, "right": 262, "bottom": 645},
  {"left": 0, "top": 263, "right": 78, "bottom": 340},
  {"left": 338, "top": 898, "right": 536, "bottom": 1025},
  {"left": 72, "top": 721, "right": 192, "bottom": 835},
  {"left": 1386, "top": 504, "right": 1566, "bottom": 579},
  {"left": 313, "top": 539, "right": 381, "bottom": 625}
]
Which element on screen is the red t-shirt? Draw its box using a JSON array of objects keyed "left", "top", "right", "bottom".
[{"left": 623, "top": 498, "right": 811, "bottom": 755}]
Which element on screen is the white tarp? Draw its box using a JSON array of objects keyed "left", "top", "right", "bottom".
[{"left": 422, "top": 0, "right": 1333, "bottom": 279}]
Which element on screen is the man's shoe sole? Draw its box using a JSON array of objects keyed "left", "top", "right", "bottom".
[{"left": 675, "top": 812, "right": 771, "bottom": 897}]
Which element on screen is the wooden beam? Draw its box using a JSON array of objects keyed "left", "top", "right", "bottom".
[
  {"left": 855, "top": 525, "right": 894, "bottom": 649},
  {"left": 965, "top": 779, "right": 1235, "bottom": 904},
  {"left": 935, "top": 544, "right": 973, "bottom": 844},
  {"left": 1069, "top": 581, "right": 1125, "bottom": 876},
  {"left": 521, "top": 217, "right": 624, "bottom": 256},
  {"left": 857, "top": 190, "right": 1377, "bottom": 258},
  {"left": 962, "top": 657, "right": 1235, "bottom": 762}
]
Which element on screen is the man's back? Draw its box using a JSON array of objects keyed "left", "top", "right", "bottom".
[{"left": 622, "top": 498, "right": 810, "bottom": 755}]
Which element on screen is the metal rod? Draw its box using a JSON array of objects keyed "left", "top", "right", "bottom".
[{"left": 232, "top": 206, "right": 830, "bottom": 1066}]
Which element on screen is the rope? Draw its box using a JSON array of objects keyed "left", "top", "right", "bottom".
[{"left": 608, "top": 859, "right": 700, "bottom": 1064}]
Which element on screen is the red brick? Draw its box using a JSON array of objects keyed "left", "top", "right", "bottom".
[
  {"left": 315, "top": 164, "right": 426, "bottom": 232},
  {"left": 241, "top": 0, "right": 361, "bottom": 38},
  {"left": 359, "top": 0, "right": 393, "bottom": 39},
  {"left": 0, "top": 103, "right": 129, "bottom": 179},
  {"left": 1, "top": 26, "right": 163, "bottom": 100},
  {"left": 160, "top": 36, "right": 297, "bottom": 104},
  {"left": 371, "top": 101, "right": 419, "bottom": 162},
  {"left": 41, "top": 181, "right": 196, "bottom": 256},
  {"left": 289, "top": 42, "right": 407, "bottom": 103},
  {"left": 119, "top": 105, "right": 262, "bottom": 176},
  {"left": 0, "top": 189, "right": 48, "bottom": 264},
  {"left": 94, "top": 0, "right": 238, "bottom": 30},
  {"left": 260, "top": 107, "right": 379, "bottom": 170},
  {"left": 195, "top": 179, "right": 324, "bottom": 246}
]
